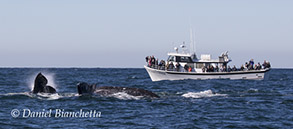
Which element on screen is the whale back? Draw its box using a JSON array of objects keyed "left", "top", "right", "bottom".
[
  {"left": 77, "top": 82, "right": 159, "bottom": 98},
  {"left": 97, "top": 86, "right": 160, "bottom": 98},
  {"left": 77, "top": 82, "right": 96, "bottom": 95}
]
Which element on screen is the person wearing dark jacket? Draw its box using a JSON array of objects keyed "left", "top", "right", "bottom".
[
  {"left": 184, "top": 64, "right": 189, "bottom": 72},
  {"left": 175, "top": 62, "right": 181, "bottom": 72}
]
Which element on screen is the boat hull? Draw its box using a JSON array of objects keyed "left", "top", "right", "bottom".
[{"left": 144, "top": 66, "right": 270, "bottom": 81}]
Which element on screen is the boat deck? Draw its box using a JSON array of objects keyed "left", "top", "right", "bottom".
[{"left": 144, "top": 65, "right": 270, "bottom": 81}]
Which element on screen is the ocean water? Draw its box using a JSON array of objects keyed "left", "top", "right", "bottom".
[{"left": 0, "top": 68, "right": 292, "bottom": 128}]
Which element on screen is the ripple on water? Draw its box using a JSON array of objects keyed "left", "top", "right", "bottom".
[{"left": 0, "top": 68, "right": 292, "bottom": 128}]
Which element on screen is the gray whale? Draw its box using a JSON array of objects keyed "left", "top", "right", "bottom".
[
  {"left": 32, "top": 73, "right": 56, "bottom": 94},
  {"left": 77, "top": 82, "right": 159, "bottom": 98}
]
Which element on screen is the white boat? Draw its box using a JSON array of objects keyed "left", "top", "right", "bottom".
[
  {"left": 145, "top": 65, "right": 270, "bottom": 81},
  {"left": 144, "top": 32, "right": 270, "bottom": 81}
]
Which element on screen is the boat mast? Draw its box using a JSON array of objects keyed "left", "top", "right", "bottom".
[{"left": 189, "top": 27, "right": 197, "bottom": 59}]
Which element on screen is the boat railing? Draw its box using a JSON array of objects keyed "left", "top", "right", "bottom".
[{"left": 146, "top": 65, "right": 269, "bottom": 73}]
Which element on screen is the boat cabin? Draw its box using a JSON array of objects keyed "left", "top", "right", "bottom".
[{"left": 167, "top": 51, "right": 231, "bottom": 73}]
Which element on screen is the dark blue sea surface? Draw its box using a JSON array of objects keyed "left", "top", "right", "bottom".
[{"left": 0, "top": 68, "right": 292, "bottom": 128}]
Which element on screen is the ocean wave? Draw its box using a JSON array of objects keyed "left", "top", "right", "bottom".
[
  {"left": 182, "top": 90, "right": 227, "bottom": 99},
  {"left": 1, "top": 92, "right": 30, "bottom": 96},
  {"left": 0, "top": 92, "right": 144, "bottom": 100},
  {"left": 0, "top": 92, "right": 79, "bottom": 100},
  {"left": 247, "top": 88, "right": 259, "bottom": 93}
]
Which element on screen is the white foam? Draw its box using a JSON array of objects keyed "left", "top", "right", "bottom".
[
  {"left": 0, "top": 92, "right": 59, "bottom": 100},
  {"left": 1, "top": 92, "right": 79, "bottom": 100},
  {"left": 36, "top": 93, "right": 61, "bottom": 100},
  {"left": 248, "top": 88, "right": 258, "bottom": 92},
  {"left": 182, "top": 90, "right": 227, "bottom": 99},
  {"left": 35, "top": 93, "right": 79, "bottom": 100},
  {"left": 108, "top": 92, "right": 143, "bottom": 100},
  {"left": 1, "top": 92, "right": 30, "bottom": 96}
]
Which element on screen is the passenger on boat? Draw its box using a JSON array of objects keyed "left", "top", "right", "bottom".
[
  {"left": 148, "top": 57, "right": 152, "bottom": 67},
  {"left": 253, "top": 64, "right": 258, "bottom": 70},
  {"left": 169, "top": 62, "right": 175, "bottom": 71},
  {"left": 155, "top": 59, "right": 158, "bottom": 69},
  {"left": 175, "top": 62, "right": 181, "bottom": 72},
  {"left": 248, "top": 59, "right": 254, "bottom": 70},
  {"left": 211, "top": 65, "right": 215, "bottom": 72},
  {"left": 145, "top": 56, "right": 149, "bottom": 64},
  {"left": 267, "top": 62, "right": 271, "bottom": 68},
  {"left": 245, "top": 62, "right": 249, "bottom": 69},
  {"left": 227, "top": 66, "right": 232, "bottom": 72},
  {"left": 240, "top": 65, "right": 245, "bottom": 71},
  {"left": 158, "top": 60, "right": 162, "bottom": 69},
  {"left": 250, "top": 59, "right": 254, "bottom": 65},
  {"left": 206, "top": 65, "right": 210, "bottom": 72},
  {"left": 162, "top": 60, "right": 166, "bottom": 70},
  {"left": 166, "top": 61, "right": 169, "bottom": 70},
  {"left": 188, "top": 66, "right": 192, "bottom": 72},
  {"left": 151, "top": 56, "right": 156, "bottom": 68},
  {"left": 147, "top": 55, "right": 152, "bottom": 67},
  {"left": 262, "top": 60, "right": 271, "bottom": 69},
  {"left": 215, "top": 65, "right": 219, "bottom": 72},
  {"left": 202, "top": 66, "right": 206, "bottom": 72},
  {"left": 206, "top": 65, "right": 211, "bottom": 72},
  {"left": 206, "top": 66, "right": 208, "bottom": 72},
  {"left": 219, "top": 65, "right": 223, "bottom": 72},
  {"left": 248, "top": 64, "right": 252, "bottom": 70},
  {"left": 259, "top": 63, "right": 262, "bottom": 70},
  {"left": 158, "top": 60, "right": 165, "bottom": 70},
  {"left": 256, "top": 63, "right": 262, "bottom": 70},
  {"left": 223, "top": 65, "right": 227, "bottom": 72},
  {"left": 184, "top": 64, "right": 189, "bottom": 72},
  {"left": 232, "top": 65, "right": 237, "bottom": 71}
]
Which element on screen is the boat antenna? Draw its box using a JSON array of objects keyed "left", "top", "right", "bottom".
[
  {"left": 189, "top": 17, "right": 195, "bottom": 54},
  {"left": 189, "top": 26, "right": 197, "bottom": 60},
  {"left": 189, "top": 27, "right": 195, "bottom": 54}
]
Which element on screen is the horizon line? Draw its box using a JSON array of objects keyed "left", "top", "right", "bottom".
[
  {"left": 0, "top": 66, "right": 143, "bottom": 69},
  {"left": 0, "top": 66, "right": 292, "bottom": 69}
]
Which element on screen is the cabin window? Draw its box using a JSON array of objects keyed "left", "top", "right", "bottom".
[
  {"left": 175, "top": 56, "right": 192, "bottom": 63},
  {"left": 167, "top": 56, "right": 175, "bottom": 61},
  {"left": 196, "top": 63, "right": 204, "bottom": 68}
]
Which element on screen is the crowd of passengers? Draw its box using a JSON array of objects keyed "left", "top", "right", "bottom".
[
  {"left": 146, "top": 56, "right": 271, "bottom": 72},
  {"left": 146, "top": 56, "right": 170, "bottom": 70},
  {"left": 203, "top": 59, "right": 271, "bottom": 72}
]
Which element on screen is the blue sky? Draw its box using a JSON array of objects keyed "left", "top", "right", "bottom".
[{"left": 0, "top": 0, "right": 292, "bottom": 68}]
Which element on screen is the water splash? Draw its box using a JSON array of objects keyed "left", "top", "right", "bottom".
[{"left": 182, "top": 90, "right": 227, "bottom": 99}]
